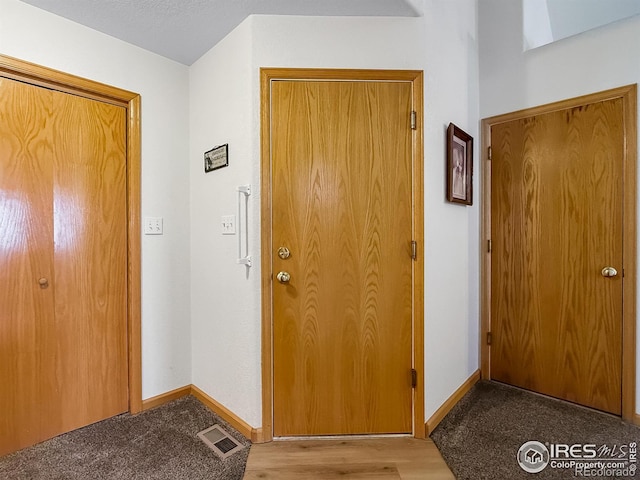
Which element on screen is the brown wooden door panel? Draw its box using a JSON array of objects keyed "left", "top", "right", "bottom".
[
  {"left": 51, "top": 91, "right": 128, "bottom": 430},
  {"left": 0, "top": 77, "right": 57, "bottom": 453},
  {"left": 272, "top": 81, "right": 413, "bottom": 436},
  {"left": 491, "top": 99, "right": 623, "bottom": 414},
  {"left": 0, "top": 77, "right": 128, "bottom": 455}
]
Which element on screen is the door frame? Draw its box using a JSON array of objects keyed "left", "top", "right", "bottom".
[
  {"left": 0, "top": 54, "right": 143, "bottom": 414},
  {"left": 260, "top": 68, "right": 424, "bottom": 441},
  {"left": 480, "top": 85, "right": 638, "bottom": 423}
]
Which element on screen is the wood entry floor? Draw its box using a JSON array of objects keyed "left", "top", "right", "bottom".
[{"left": 243, "top": 437, "right": 454, "bottom": 479}]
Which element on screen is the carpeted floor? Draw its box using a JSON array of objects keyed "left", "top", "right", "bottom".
[
  {"left": 6, "top": 382, "right": 639, "bottom": 479},
  {"left": 431, "top": 380, "right": 640, "bottom": 479},
  {"left": 0, "top": 396, "right": 251, "bottom": 480}
]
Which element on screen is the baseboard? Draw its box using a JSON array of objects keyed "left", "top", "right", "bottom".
[
  {"left": 425, "top": 370, "right": 481, "bottom": 436},
  {"left": 190, "top": 385, "right": 263, "bottom": 443},
  {"left": 141, "top": 385, "right": 191, "bottom": 411},
  {"left": 251, "top": 427, "right": 265, "bottom": 443},
  {"left": 141, "top": 384, "right": 263, "bottom": 443}
]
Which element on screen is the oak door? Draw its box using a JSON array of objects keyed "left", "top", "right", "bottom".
[
  {"left": 491, "top": 98, "right": 624, "bottom": 414},
  {"left": 0, "top": 77, "right": 128, "bottom": 455},
  {"left": 271, "top": 80, "right": 414, "bottom": 436}
]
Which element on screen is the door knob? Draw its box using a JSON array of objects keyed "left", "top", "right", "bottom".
[
  {"left": 276, "top": 271, "right": 291, "bottom": 284},
  {"left": 38, "top": 277, "right": 49, "bottom": 288},
  {"left": 277, "top": 247, "right": 291, "bottom": 259},
  {"left": 601, "top": 267, "right": 618, "bottom": 278}
]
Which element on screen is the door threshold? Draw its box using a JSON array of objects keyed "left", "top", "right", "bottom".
[{"left": 275, "top": 434, "right": 412, "bottom": 441}]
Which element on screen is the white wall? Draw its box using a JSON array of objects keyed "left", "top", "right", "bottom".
[
  {"left": 0, "top": 0, "right": 192, "bottom": 400},
  {"left": 479, "top": 0, "right": 640, "bottom": 412},
  {"left": 480, "top": 0, "right": 640, "bottom": 116},
  {"left": 190, "top": 0, "right": 481, "bottom": 427},
  {"left": 420, "top": 0, "right": 480, "bottom": 420},
  {"left": 189, "top": 18, "right": 262, "bottom": 426}
]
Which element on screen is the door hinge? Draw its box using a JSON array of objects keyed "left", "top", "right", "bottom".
[
  {"left": 486, "top": 332, "right": 492, "bottom": 345},
  {"left": 487, "top": 239, "right": 492, "bottom": 253},
  {"left": 410, "top": 111, "right": 417, "bottom": 130},
  {"left": 411, "top": 240, "right": 417, "bottom": 260},
  {"left": 411, "top": 368, "right": 417, "bottom": 388},
  {"left": 488, "top": 146, "right": 492, "bottom": 161}
]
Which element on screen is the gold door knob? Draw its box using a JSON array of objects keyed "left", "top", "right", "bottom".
[
  {"left": 38, "top": 277, "right": 49, "bottom": 288},
  {"left": 276, "top": 271, "right": 291, "bottom": 284},
  {"left": 277, "top": 247, "right": 291, "bottom": 259},
  {"left": 601, "top": 267, "right": 618, "bottom": 278}
]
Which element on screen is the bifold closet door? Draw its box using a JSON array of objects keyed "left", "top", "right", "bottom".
[{"left": 0, "top": 77, "right": 128, "bottom": 455}]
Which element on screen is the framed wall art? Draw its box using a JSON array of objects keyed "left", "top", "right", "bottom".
[
  {"left": 204, "top": 144, "right": 229, "bottom": 173},
  {"left": 446, "top": 123, "right": 473, "bottom": 205}
]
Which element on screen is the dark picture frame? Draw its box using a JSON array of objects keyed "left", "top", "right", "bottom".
[
  {"left": 204, "top": 144, "right": 229, "bottom": 173},
  {"left": 446, "top": 123, "right": 473, "bottom": 205}
]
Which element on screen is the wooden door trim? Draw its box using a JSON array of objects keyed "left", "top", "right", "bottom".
[
  {"left": 260, "top": 68, "right": 424, "bottom": 441},
  {"left": 480, "top": 85, "right": 637, "bottom": 423},
  {"left": 0, "top": 54, "right": 143, "bottom": 414}
]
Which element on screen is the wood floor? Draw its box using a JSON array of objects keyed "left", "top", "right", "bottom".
[{"left": 243, "top": 437, "right": 455, "bottom": 479}]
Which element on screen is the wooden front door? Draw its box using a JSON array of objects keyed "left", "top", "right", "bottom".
[
  {"left": 490, "top": 97, "right": 626, "bottom": 414},
  {"left": 270, "top": 79, "right": 414, "bottom": 436},
  {"left": 0, "top": 76, "right": 128, "bottom": 455}
]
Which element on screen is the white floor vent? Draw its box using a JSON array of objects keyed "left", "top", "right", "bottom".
[{"left": 197, "top": 424, "right": 246, "bottom": 460}]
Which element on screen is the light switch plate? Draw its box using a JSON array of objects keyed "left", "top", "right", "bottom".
[
  {"left": 144, "top": 217, "right": 163, "bottom": 235},
  {"left": 221, "top": 215, "right": 236, "bottom": 235}
]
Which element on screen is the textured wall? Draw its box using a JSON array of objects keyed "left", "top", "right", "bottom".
[{"left": 189, "top": 18, "right": 260, "bottom": 426}]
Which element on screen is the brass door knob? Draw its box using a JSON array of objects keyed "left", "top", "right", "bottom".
[
  {"left": 601, "top": 267, "right": 618, "bottom": 278},
  {"left": 38, "top": 277, "right": 49, "bottom": 288},
  {"left": 276, "top": 271, "right": 291, "bottom": 284},
  {"left": 277, "top": 247, "right": 291, "bottom": 259}
]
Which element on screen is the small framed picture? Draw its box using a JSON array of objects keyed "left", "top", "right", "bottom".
[
  {"left": 204, "top": 144, "right": 229, "bottom": 173},
  {"left": 446, "top": 123, "right": 473, "bottom": 205}
]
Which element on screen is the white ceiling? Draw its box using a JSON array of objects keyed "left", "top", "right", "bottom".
[{"left": 18, "top": 0, "right": 421, "bottom": 65}]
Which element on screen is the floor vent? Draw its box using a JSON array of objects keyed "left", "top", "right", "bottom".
[{"left": 197, "top": 424, "right": 245, "bottom": 459}]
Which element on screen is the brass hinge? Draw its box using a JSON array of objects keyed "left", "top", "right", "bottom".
[
  {"left": 487, "top": 239, "right": 492, "bottom": 253},
  {"left": 410, "top": 111, "right": 417, "bottom": 130},
  {"left": 486, "top": 332, "right": 492, "bottom": 345},
  {"left": 411, "top": 368, "right": 417, "bottom": 388},
  {"left": 411, "top": 240, "right": 417, "bottom": 260},
  {"left": 488, "top": 146, "right": 492, "bottom": 161}
]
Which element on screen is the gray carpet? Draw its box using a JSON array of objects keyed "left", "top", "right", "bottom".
[
  {"left": 431, "top": 380, "right": 640, "bottom": 479},
  {"left": 0, "top": 396, "right": 251, "bottom": 480}
]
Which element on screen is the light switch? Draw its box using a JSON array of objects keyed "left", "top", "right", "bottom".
[
  {"left": 144, "top": 217, "right": 163, "bottom": 235},
  {"left": 221, "top": 215, "right": 236, "bottom": 235}
]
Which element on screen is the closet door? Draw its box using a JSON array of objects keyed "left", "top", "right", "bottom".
[
  {"left": 0, "top": 77, "right": 128, "bottom": 455},
  {"left": 0, "top": 76, "right": 57, "bottom": 453},
  {"left": 50, "top": 90, "right": 128, "bottom": 433},
  {"left": 490, "top": 98, "right": 624, "bottom": 414}
]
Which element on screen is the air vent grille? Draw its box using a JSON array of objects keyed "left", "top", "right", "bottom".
[{"left": 197, "top": 424, "right": 245, "bottom": 459}]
